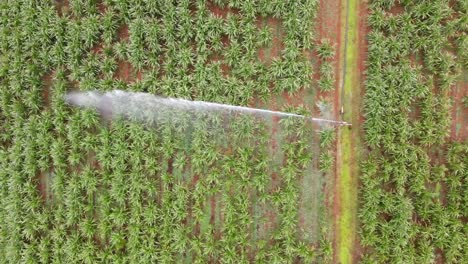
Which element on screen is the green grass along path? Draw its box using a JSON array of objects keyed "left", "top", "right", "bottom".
[{"left": 336, "top": 0, "right": 361, "bottom": 263}]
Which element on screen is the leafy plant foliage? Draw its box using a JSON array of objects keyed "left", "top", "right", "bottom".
[
  {"left": 360, "top": 1, "right": 467, "bottom": 263},
  {"left": 0, "top": 0, "right": 335, "bottom": 263}
]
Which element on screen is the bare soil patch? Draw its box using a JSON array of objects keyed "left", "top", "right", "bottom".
[
  {"left": 42, "top": 71, "right": 54, "bottom": 108},
  {"left": 55, "top": 0, "right": 70, "bottom": 17},
  {"left": 450, "top": 76, "right": 467, "bottom": 141},
  {"left": 114, "top": 60, "right": 135, "bottom": 83},
  {"left": 37, "top": 170, "right": 49, "bottom": 202},
  {"left": 207, "top": 1, "right": 240, "bottom": 18},
  {"left": 117, "top": 24, "right": 129, "bottom": 41}
]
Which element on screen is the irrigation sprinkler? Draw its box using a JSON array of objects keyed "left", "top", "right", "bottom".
[{"left": 65, "top": 90, "right": 352, "bottom": 127}]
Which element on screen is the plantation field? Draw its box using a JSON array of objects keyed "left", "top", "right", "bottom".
[
  {"left": 0, "top": 0, "right": 346, "bottom": 263},
  {"left": 1, "top": 0, "right": 467, "bottom": 264}
]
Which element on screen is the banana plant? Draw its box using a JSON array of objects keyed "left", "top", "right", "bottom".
[
  {"left": 316, "top": 39, "right": 335, "bottom": 60},
  {"left": 319, "top": 128, "right": 336, "bottom": 149}
]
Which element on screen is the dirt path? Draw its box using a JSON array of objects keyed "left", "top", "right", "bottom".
[
  {"left": 313, "top": 0, "right": 345, "bottom": 260},
  {"left": 335, "top": 0, "right": 365, "bottom": 262}
]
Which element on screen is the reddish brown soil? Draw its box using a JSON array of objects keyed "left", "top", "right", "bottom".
[
  {"left": 255, "top": 18, "right": 266, "bottom": 63},
  {"left": 207, "top": 53, "right": 230, "bottom": 77},
  {"left": 450, "top": 80, "right": 467, "bottom": 141},
  {"left": 114, "top": 60, "right": 134, "bottom": 83},
  {"left": 269, "top": 116, "right": 281, "bottom": 194},
  {"left": 38, "top": 71, "right": 54, "bottom": 200},
  {"left": 117, "top": 24, "right": 129, "bottom": 41},
  {"left": 42, "top": 71, "right": 53, "bottom": 108},
  {"left": 435, "top": 248, "right": 445, "bottom": 264},
  {"left": 269, "top": 24, "right": 284, "bottom": 62},
  {"left": 257, "top": 17, "right": 284, "bottom": 65},
  {"left": 264, "top": 209, "right": 277, "bottom": 239},
  {"left": 221, "top": 35, "right": 230, "bottom": 48},
  {"left": 315, "top": 0, "right": 342, "bottom": 131},
  {"left": 253, "top": 20, "right": 305, "bottom": 111},
  {"left": 97, "top": 1, "right": 106, "bottom": 14},
  {"left": 113, "top": 23, "right": 144, "bottom": 83},
  {"left": 210, "top": 195, "right": 215, "bottom": 225},
  {"left": 388, "top": 4, "right": 404, "bottom": 15},
  {"left": 113, "top": 23, "right": 140, "bottom": 83},
  {"left": 358, "top": 1, "right": 370, "bottom": 125},
  {"left": 352, "top": 1, "right": 370, "bottom": 262},
  {"left": 55, "top": 0, "right": 69, "bottom": 17},
  {"left": 314, "top": 0, "right": 344, "bottom": 261},
  {"left": 206, "top": 1, "right": 240, "bottom": 18},
  {"left": 37, "top": 171, "right": 48, "bottom": 202},
  {"left": 91, "top": 42, "right": 104, "bottom": 55}
]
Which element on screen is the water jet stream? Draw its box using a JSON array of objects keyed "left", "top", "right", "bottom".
[{"left": 65, "top": 90, "right": 351, "bottom": 126}]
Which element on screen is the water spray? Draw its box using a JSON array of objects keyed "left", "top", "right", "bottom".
[{"left": 65, "top": 90, "right": 351, "bottom": 127}]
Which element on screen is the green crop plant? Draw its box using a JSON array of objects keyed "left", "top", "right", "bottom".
[
  {"left": 319, "top": 128, "right": 336, "bottom": 149},
  {"left": 360, "top": 0, "right": 467, "bottom": 263},
  {"left": 316, "top": 39, "right": 335, "bottom": 60},
  {"left": 0, "top": 0, "right": 336, "bottom": 263},
  {"left": 319, "top": 151, "right": 334, "bottom": 173},
  {"left": 318, "top": 76, "right": 334, "bottom": 92},
  {"left": 318, "top": 61, "right": 336, "bottom": 92},
  {"left": 316, "top": 37, "right": 336, "bottom": 93}
]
